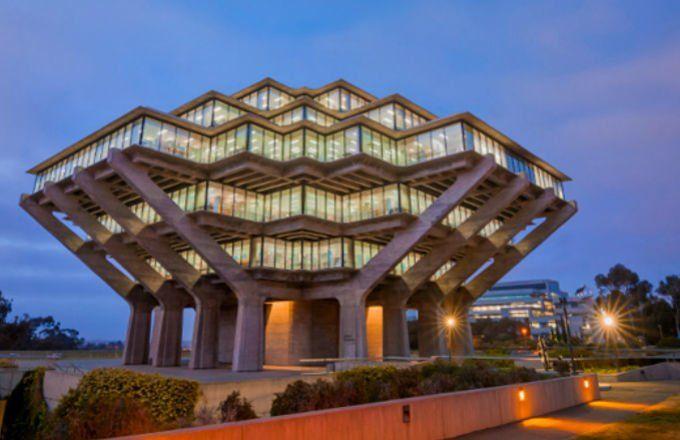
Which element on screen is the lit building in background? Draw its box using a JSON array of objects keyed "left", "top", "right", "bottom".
[
  {"left": 469, "top": 279, "right": 565, "bottom": 337},
  {"left": 21, "top": 78, "right": 575, "bottom": 371}
]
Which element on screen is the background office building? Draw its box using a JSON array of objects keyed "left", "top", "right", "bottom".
[
  {"left": 469, "top": 279, "right": 594, "bottom": 339},
  {"left": 21, "top": 78, "right": 575, "bottom": 371}
]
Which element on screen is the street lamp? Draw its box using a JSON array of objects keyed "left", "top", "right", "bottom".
[
  {"left": 445, "top": 316, "right": 456, "bottom": 362},
  {"left": 600, "top": 311, "right": 620, "bottom": 372}
]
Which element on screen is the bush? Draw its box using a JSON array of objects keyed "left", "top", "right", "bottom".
[
  {"left": 44, "top": 368, "right": 199, "bottom": 439},
  {"left": 270, "top": 360, "right": 547, "bottom": 416},
  {"left": 552, "top": 360, "right": 571, "bottom": 376},
  {"left": 656, "top": 337, "right": 680, "bottom": 348},
  {"left": 41, "top": 394, "right": 157, "bottom": 439},
  {"left": 1, "top": 367, "right": 48, "bottom": 440},
  {"left": 218, "top": 391, "right": 257, "bottom": 422}
]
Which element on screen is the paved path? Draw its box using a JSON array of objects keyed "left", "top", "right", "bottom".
[{"left": 458, "top": 381, "right": 680, "bottom": 439}]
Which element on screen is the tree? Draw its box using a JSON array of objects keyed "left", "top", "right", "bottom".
[
  {"left": 0, "top": 290, "right": 83, "bottom": 350},
  {"left": 657, "top": 275, "right": 680, "bottom": 338}
]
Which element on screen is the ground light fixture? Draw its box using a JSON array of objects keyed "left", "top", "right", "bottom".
[
  {"left": 518, "top": 387, "right": 526, "bottom": 402},
  {"left": 583, "top": 379, "right": 590, "bottom": 389}
]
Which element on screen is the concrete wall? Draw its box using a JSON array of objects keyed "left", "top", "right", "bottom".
[
  {"left": 197, "top": 373, "right": 325, "bottom": 416},
  {"left": 599, "top": 361, "right": 680, "bottom": 383},
  {"left": 43, "top": 370, "right": 82, "bottom": 409},
  {"left": 0, "top": 369, "right": 24, "bottom": 398},
  {"left": 129, "top": 374, "right": 599, "bottom": 440}
]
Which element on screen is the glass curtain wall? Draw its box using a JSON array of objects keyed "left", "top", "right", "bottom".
[
  {"left": 180, "top": 99, "right": 244, "bottom": 127},
  {"left": 240, "top": 87, "right": 294, "bottom": 110},
  {"left": 365, "top": 103, "right": 428, "bottom": 130},
  {"left": 314, "top": 88, "right": 368, "bottom": 112},
  {"left": 270, "top": 106, "right": 338, "bottom": 127},
  {"left": 34, "top": 117, "right": 565, "bottom": 201},
  {"left": 96, "top": 181, "right": 498, "bottom": 235}
]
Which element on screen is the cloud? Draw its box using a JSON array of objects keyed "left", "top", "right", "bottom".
[{"left": 0, "top": 236, "right": 64, "bottom": 252}]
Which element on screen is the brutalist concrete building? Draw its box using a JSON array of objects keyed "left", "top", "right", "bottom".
[{"left": 21, "top": 79, "right": 575, "bottom": 371}]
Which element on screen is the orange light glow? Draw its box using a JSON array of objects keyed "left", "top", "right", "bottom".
[
  {"left": 583, "top": 379, "right": 590, "bottom": 389},
  {"left": 518, "top": 388, "right": 526, "bottom": 402},
  {"left": 588, "top": 400, "right": 648, "bottom": 411},
  {"left": 521, "top": 417, "right": 605, "bottom": 433}
]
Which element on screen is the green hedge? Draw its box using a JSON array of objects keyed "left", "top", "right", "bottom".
[
  {"left": 1, "top": 367, "right": 48, "bottom": 440},
  {"left": 42, "top": 368, "right": 200, "bottom": 439},
  {"left": 271, "top": 360, "right": 546, "bottom": 416}
]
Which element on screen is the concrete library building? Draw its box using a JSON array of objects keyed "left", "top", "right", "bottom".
[{"left": 21, "top": 79, "right": 575, "bottom": 371}]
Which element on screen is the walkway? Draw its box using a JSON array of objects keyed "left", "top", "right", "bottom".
[{"left": 458, "top": 381, "right": 680, "bottom": 439}]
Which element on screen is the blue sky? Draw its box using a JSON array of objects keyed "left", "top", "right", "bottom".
[{"left": 0, "top": 0, "right": 678, "bottom": 340}]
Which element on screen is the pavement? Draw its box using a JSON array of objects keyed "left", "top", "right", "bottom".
[
  {"left": 15, "top": 358, "right": 326, "bottom": 383},
  {"left": 457, "top": 381, "right": 680, "bottom": 439}
]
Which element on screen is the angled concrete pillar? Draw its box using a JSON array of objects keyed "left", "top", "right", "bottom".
[
  {"left": 107, "top": 149, "right": 260, "bottom": 297},
  {"left": 218, "top": 305, "right": 237, "bottom": 364},
  {"left": 232, "top": 296, "right": 265, "bottom": 372},
  {"left": 402, "top": 176, "right": 529, "bottom": 293},
  {"left": 463, "top": 202, "right": 577, "bottom": 300},
  {"left": 19, "top": 195, "right": 138, "bottom": 298},
  {"left": 338, "top": 296, "right": 368, "bottom": 359},
  {"left": 436, "top": 189, "right": 557, "bottom": 295},
  {"left": 123, "top": 290, "right": 155, "bottom": 365}
]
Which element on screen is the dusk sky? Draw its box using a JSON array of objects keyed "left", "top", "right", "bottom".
[{"left": 0, "top": 0, "right": 678, "bottom": 341}]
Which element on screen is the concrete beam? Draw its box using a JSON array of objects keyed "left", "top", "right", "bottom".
[
  {"left": 436, "top": 190, "right": 557, "bottom": 295},
  {"left": 107, "top": 148, "right": 262, "bottom": 300},
  {"left": 401, "top": 176, "right": 529, "bottom": 293},
  {"left": 43, "top": 182, "right": 169, "bottom": 294},
  {"left": 19, "top": 195, "right": 139, "bottom": 299},
  {"left": 462, "top": 202, "right": 577, "bottom": 300}
]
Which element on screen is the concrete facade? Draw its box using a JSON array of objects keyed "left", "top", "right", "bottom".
[{"left": 21, "top": 79, "right": 575, "bottom": 371}]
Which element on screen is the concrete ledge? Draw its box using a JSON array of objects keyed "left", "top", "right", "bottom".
[
  {"left": 598, "top": 361, "right": 680, "bottom": 383},
  {"left": 124, "top": 374, "right": 599, "bottom": 439}
]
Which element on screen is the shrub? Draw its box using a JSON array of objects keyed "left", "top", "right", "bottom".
[
  {"left": 41, "top": 393, "right": 157, "bottom": 439},
  {"left": 1, "top": 367, "right": 48, "bottom": 440},
  {"left": 270, "top": 361, "right": 548, "bottom": 416},
  {"left": 218, "top": 391, "right": 257, "bottom": 422},
  {"left": 46, "top": 368, "right": 199, "bottom": 438},
  {"left": 552, "top": 360, "right": 571, "bottom": 376}
]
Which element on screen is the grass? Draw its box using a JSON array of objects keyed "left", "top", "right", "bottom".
[
  {"left": 577, "top": 394, "right": 680, "bottom": 440},
  {"left": 583, "top": 365, "right": 640, "bottom": 374}
]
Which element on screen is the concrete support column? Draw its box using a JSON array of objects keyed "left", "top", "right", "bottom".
[
  {"left": 338, "top": 297, "right": 368, "bottom": 359},
  {"left": 232, "top": 296, "right": 265, "bottom": 372},
  {"left": 382, "top": 304, "right": 410, "bottom": 359},
  {"left": 150, "top": 303, "right": 184, "bottom": 367},
  {"left": 218, "top": 305, "right": 237, "bottom": 364},
  {"left": 190, "top": 298, "right": 220, "bottom": 369},
  {"left": 417, "top": 299, "right": 446, "bottom": 357},
  {"left": 123, "top": 298, "right": 154, "bottom": 365}
]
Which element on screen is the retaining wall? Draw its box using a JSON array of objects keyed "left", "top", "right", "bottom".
[{"left": 126, "top": 374, "right": 599, "bottom": 440}]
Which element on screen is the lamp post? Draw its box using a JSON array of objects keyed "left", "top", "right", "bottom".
[
  {"left": 446, "top": 316, "right": 456, "bottom": 363},
  {"left": 601, "top": 311, "right": 619, "bottom": 372},
  {"left": 559, "top": 297, "right": 576, "bottom": 374}
]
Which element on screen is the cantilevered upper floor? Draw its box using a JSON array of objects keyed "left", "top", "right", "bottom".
[{"left": 28, "top": 78, "right": 569, "bottom": 199}]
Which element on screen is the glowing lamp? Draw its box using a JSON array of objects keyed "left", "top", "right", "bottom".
[
  {"left": 518, "top": 387, "right": 526, "bottom": 402},
  {"left": 584, "top": 379, "right": 590, "bottom": 389},
  {"left": 446, "top": 317, "right": 456, "bottom": 328}
]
